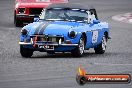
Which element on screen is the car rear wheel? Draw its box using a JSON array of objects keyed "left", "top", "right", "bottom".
[
  {"left": 94, "top": 34, "right": 107, "bottom": 54},
  {"left": 71, "top": 36, "right": 85, "bottom": 57},
  {"left": 20, "top": 46, "right": 33, "bottom": 58}
]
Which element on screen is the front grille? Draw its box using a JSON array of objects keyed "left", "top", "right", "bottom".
[
  {"left": 31, "top": 35, "right": 64, "bottom": 43},
  {"left": 18, "top": 8, "right": 25, "bottom": 14},
  {"left": 29, "top": 8, "right": 43, "bottom": 16}
]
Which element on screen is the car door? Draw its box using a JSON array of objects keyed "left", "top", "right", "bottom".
[
  {"left": 85, "top": 13, "right": 102, "bottom": 49},
  {"left": 85, "top": 10, "right": 105, "bottom": 49},
  {"left": 90, "top": 22, "right": 102, "bottom": 46}
]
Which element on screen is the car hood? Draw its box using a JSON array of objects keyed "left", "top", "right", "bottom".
[
  {"left": 24, "top": 21, "right": 79, "bottom": 36},
  {"left": 16, "top": 2, "right": 51, "bottom": 8},
  {"left": 16, "top": 0, "right": 68, "bottom": 8}
]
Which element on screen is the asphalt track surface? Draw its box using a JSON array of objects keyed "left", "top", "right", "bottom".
[{"left": 0, "top": 0, "right": 132, "bottom": 88}]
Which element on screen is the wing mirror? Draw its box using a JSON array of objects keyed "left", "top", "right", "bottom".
[
  {"left": 34, "top": 17, "right": 39, "bottom": 22},
  {"left": 93, "top": 20, "right": 100, "bottom": 24}
]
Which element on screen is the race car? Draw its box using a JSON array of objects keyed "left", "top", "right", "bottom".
[
  {"left": 14, "top": 0, "right": 69, "bottom": 26},
  {"left": 19, "top": 3, "right": 110, "bottom": 57}
]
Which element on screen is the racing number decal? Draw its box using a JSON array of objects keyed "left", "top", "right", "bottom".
[{"left": 92, "top": 30, "right": 98, "bottom": 44}]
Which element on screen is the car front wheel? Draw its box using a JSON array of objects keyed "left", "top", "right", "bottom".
[
  {"left": 47, "top": 51, "right": 55, "bottom": 55},
  {"left": 14, "top": 13, "right": 23, "bottom": 27},
  {"left": 71, "top": 36, "right": 85, "bottom": 57},
  {"left": 94, "top": 34, "right": 107, "bottom": 54},
  {"left": 20, "top": 46, "right": 33, "bottom": 58}
]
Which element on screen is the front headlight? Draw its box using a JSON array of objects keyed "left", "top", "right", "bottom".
[
  {"left": 68, "top": 30, "right": 77, "bottom": 39},
  {"left": 18, "top": 8, "right": 26, "bottom": 14},
  {"left": 21, "top": 29, "right": 27, "bottom": 35}
]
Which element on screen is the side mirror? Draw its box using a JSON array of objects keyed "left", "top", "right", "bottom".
[
  {"left": 93, "top": 20, "right": 100, "bottom": 24},
  {"left": 34, "top": 17, "right": 39, "bottom": 22}
]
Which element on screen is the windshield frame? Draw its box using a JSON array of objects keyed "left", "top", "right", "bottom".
[{"left": 39, "top": 8, "right": 88, "bottom": 23}]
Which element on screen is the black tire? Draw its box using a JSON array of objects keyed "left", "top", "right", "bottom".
[
  {"left": 71, "top": 36, "right": 85, "bottom": 57},
  {"left": 14, "top": 12, "right": 23, "bottom": 27},
  {"left": 47, "top": 51, "right": 55, "bottom": 55},
  {"left": 15, "top": 18, "right": 23, "bottom": 27},
  {"left": 20, "top": 46, "right": 33, "bottom": 58},
  {"left": 94, "top": 34, "right": 107, "bottom": 54}
]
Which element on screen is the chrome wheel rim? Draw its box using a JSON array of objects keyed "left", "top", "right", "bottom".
[
  {"left": 102, "top": 36, "right": 107, "bottom": 51},
  {"left": 79, "top": 38, "right": 84, "bottom": 54}
]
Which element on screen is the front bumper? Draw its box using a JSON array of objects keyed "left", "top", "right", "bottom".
[
  {"left": 16, "top": 14, "right": 39, "bottom": 21},
  {"left": 16, "top": 14, "right": 39, "bottom": 18},
  {"left": 19, "top": 42, "right": 78, "bottom": 52},
  {"left": 19, "top": 34, "right": 80, "bottom": 51},
  {"left": 19, "top": 42, "right": 78, "bottom": 46}
]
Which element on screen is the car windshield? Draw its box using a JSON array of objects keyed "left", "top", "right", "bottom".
[{"left": 39, "top": 9, "right": 88, "bottom": 22}]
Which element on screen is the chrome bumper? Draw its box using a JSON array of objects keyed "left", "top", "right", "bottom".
[
  {"left": 16, "top": 14, "right": 38, "bottom": 18},
  {"left": 19, "top": 42, "right": 78, "bottom": 46}
]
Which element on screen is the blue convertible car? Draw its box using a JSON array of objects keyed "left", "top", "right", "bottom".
[{"left": 19, "top": 3, "right": 110, "bottom": 57}]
